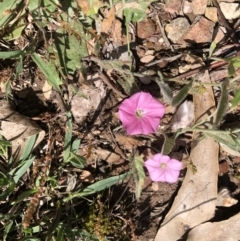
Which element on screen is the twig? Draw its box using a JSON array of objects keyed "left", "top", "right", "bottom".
[
  {"left": 97, "top": 69, "right": 127, "bottom": 98},
  {"left": 146, "top": 53, "right": 182, "bottom": 67},
  {"left": 156, "top": 14, "right": 174, "bottom": 52}
]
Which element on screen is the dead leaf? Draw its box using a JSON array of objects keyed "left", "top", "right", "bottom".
[
  {"left": 76, "top": 0, "right": 104, "bottom": 16},
  {"left": 0, "top": 100, "right": 45, "bottom": 161},
  {"left": 137, "top": 19, "right": 156, "bottom": 39},
  {"left": 216, "top": 187, "right": 238, "bottom": 207},
  {"left": 42, "top": 80, "right": 52, "bottom": 100},
  {"left": 140, "top": 55, "right": 155, "bottom": 63},
  {"left": 170, "top": 101, "right": 195, "bottom": 131},
  {"left": 94, "top": 148, "right": 123, "bottom": 164},
  {"left": 70, "top": 74, "right": 106, "bottom": 124},
  {"left": 79, "top": 170, "right": 94, "bottom": 183},
  {"left": 101, "top": 7, "right": 116, "bottom": 34}
]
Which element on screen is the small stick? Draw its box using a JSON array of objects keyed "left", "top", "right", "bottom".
[{"left": 156, "top": 14, "right": 174, "bottom": 52}]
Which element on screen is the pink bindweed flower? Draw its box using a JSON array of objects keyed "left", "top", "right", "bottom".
[
  {"left": 145, "top": 154, "right": 182, "bottom": 183},
  {"left": 118, "top": 92, "right": 165, "bottom": 135}
]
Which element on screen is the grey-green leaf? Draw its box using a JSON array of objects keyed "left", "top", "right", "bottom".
[
  {"left": 231, "top": 88, "right": 240, "bottom": 109},
  {"left": 154, "top": 78, "right": 173, "bottom": 104},
  {"left": 172, "top": 80, "right": 193, "bottom": 106},
  {"left": 31, "top": 52, "right": 62, "bottom": 92},
  {"left": 214, "top": 79, "right": 228, "bottom": 127},
  {"left": 130, "top": 155, "right": 145, "bottom": 200}
]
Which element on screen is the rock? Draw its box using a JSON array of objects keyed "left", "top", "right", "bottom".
[
  {"left": 165, "top": 17, "right": 190, "bottom": 43},
  {"left": 181, "top": 17, "right": 214, "bottom": 44},
  {"left": 205, "top": 7, "right": 218, "bottom": 23},
  {"left": 192, "top": 0, "right": 208, "bottom": 15},
  {"left": 187, "top": 212, "right": 240, "bottom": 241},
  {"left": 220, "top": 2, "right": 240, "bottom": 19}
]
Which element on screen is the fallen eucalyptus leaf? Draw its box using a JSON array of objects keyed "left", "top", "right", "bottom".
[{"left": 155, "top": 71, "right": 219, "bottom": 241}]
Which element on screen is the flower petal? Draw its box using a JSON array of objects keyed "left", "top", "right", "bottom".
[
  {"left": 141, "top": 116, "right": 160, "bottom": 134},
  {"left": 139, "top": 118, "right": 155, "bottom": 134},
  {"left": 145, "top": 154, "right": 181, "bottom": 183},
  {"left": 152, "top": 154, "right": 170, "bottom": 164},
  {"left": 164, "top": 169, "right": 180, "bottom": 183},
  {"left": 125, "top": 120, "right": 143, "bottom": 135},
  {"left": 148, "top": 168, "right": 166, "bottom": 182},
  {"left": 145, "top": 158, "right": 161, "bottom": 169},
  {"left": 130, "top": 92, "right": 152, "bottom": 109},
  {"left": 167, "top": 159, "right": 182, "bottom": 171},
  {"left": 118, "top": 99, "right": 135, "bottom": 115},
  {"left": 118, "top": 111, "right": 135, "bottom": 124},
  {"left": 145, "top": 99, "right": 165, "bottom": 118},
  {"left": 157, "top": 155, "right": 170, "bottom": 164}
]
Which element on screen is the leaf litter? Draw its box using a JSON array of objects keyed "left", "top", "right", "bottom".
[{"left": 0, "top": 0, "right": 240, "bottom": 240}]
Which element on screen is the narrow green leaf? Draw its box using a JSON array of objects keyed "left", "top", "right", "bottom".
[
  {"left": 64, "top": 172, "right": 130, "bottom": 201},
  {"left": 0, "top": 177, "right": 9, "bottom": 186},
  {"left": 0, "top": 0, "right": 20, "bottom": 28},
  {"left": 63, "top": 112, "right": 72, "bottom": 162},
  {"left": 231, "top": 88, "right": 240, "bottom": 109},
  {"left": 205, "top": 131, "right": 240, "bottom": 152},
  {"left": 214, "top": 79, "right": 228, "bottom": 126},
  {"left": 71, "top": 139, "right": 81, "bottom": 153},
  {"left": 130, "top": 155, "right": 145, "bottom": 200},
  {"left": 15, "top": 56, "right": 23, "bottom": 78},
  {"left": 19, "top": 134, "right": 37, "bottom": 161},
  {"left": 209, "top": 41, "right": 216, "bottom": 57},
  {"left": 228, "top": 61, "right": 235, "bottom": 76},
  {"left": 231, "top": 57, "right": 240, "bottom": 68},
  {"left": 13, "top": 156, "right": 35, "bottom": 183},
  {"left": 123, "top": 8, "right": 146, "bottom": 23},
  {"left": 31, "top": 52, "right": 62, "bottom": 92},
  {"left": 0, "top": 50, "right": 24, "bottom": 59},
  {"left": 0, "top": 180, "right": 15, "bottom": 201},
  {"left": 69, "top": 152, "right": 86, "bottom": 169},
  {"left": 162, "top": 135, "right": 176, "bottom": 155},
  {"left": 155, "top": 77, "right": 173, "bottom": 104},
  {"left": 171, "top": 80, "right": 193, "bottom": 106},
  {"left": 11, "top": 189, "right": 37, "bottom": 205},
  {"left": 4, "top": 220, "right": 13, "bottom": 241}
]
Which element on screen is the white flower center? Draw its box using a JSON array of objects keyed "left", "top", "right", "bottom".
[
  {"left": 135, "top": 109, "right": 145, "bottom": 118},
  {"left": 160, "top": 163, "right": 167, "bottom": 169}
]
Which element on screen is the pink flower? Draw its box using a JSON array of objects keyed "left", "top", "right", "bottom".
[
  {"left": 118, "top": 92, "right": 165, "bottom": 135},
  {"left": 145, "top": 154, "right": 182, "bottom": 183}
]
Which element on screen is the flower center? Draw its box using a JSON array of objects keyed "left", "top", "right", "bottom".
[
  {"left": 160, "top": 163, "right": 167, "bottom": 169},
  {"left": 135, "top": 109, "right": 145, "bottom": 118}
]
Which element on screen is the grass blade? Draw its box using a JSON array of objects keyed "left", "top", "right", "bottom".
[
  {"left": 130, "top": 155, "right": 145, "bottom": 200},
  {"left": 19, "top": 134, "right": 37, "bottom": 161},
  {"left": 214, "top": 79, "right": 228, "bottom": 127},
  {"left": 0, "top": 50, "right": 24, "bottom": 59},
  {"left": 231, "top": 88, "right": 240, "bottom": 109},
  {"left": 31, "top": 52, "right": 62, "bottom": 92},
  {"left": 172, "top": 80, "right": 193, "bottom": 106},
  {"left": 63, "top": 112, "right": 72, "bottom": 162},
  {"left": 13, "top": 156, "right": 35, "bottom": 183},
  {"left": 64, "top": 172, "right": 130, "bottom": 201},
  {"left": 155, "top": 77, "right": 173, "bottom": 104}
]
